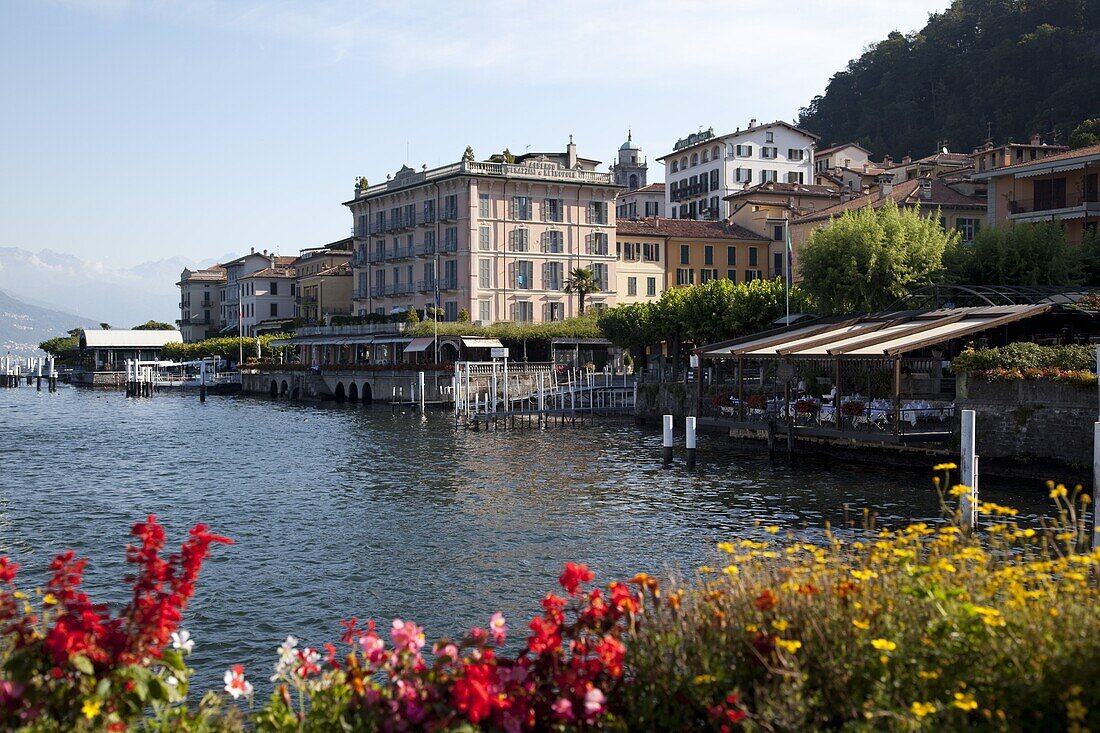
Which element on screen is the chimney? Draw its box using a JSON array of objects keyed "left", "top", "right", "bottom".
[
  {"left": 882, "top": 154, "right": 893, "bottom": 168},
  {"left": 876, "top": 174, "right": 894, "bottom": 201},
  {"left": 1030, "top": 132, "right": 1041, "bottom": 146},
  {"left": 566, "top": 134, "right": 577, "bottom": 169},
  {"left": 901, "top": 155, "right": 912, "bottom": 165},
  {"left": 748, "top": 118, "right": 757, "bottom": 129},
  {"left": 250, "top": 246, "right": 255, "bottom": 254},
  {"left": 919, "top": 177, "right": 933, "bottom": 200}
]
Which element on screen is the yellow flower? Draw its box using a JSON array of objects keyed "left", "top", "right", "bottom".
[
  {"left": 771, "top": 619, "right": 789, "bottom": 632},
  {"left": 722, "top": 564, "right": 739, "bottom": 577},
  {"left": 852, "top": 619, "right": 870, "bottom": 630},
  {"left": 870, "top": 638, "right": 897, "bottom": 651},
  {"left": 933, "top": 462, "right": 957, "bottom": 471},
  {"left": 910, "top": 701, "right": 936, "bottom": 718},
  {"left": 950, "top": 484, "right": 972, "bottom": 497},
  {"left": 13, "top": 591, "right": 26, "bottom": 600},
  {"left": 953, "top": 693, "right": 978, "bottom": 711},
  {"left": 918, "top": 670, "right": 940, "bottom": 680},
  {"left": 1050, "top": 484, "right": 1068, "bottom": 499},
  {"left": 744, "top": 623, "right": 758, "bottom": 633},
  {"left": 716, "top": 542, "right": 735, "bottom": 554},
  {"left": 776, "top": 639, "right": 802, "bottom": 653},
  {"left": 82, "top": 700, "right": 101, "bottom": 719},
  {"left": 43, "top": 593, "right": 58, "bottom": 605},
  {"left": 698, "top": 566, "right": 714, "bottom": 573},
  {"left": 850, "top": 569, "right": 878, "bottom": 581},
  {"left": 764, "top": 525, "right": 780, "bottom": 534},
  {"left": 879, "top": 655, "right": 889, "bottom": 664},
  {"left": 1066, "top": 699, "right": 1087, "bottom": 721},
  {"left": 692, "top": 674, "right": 716, "bottom": 685}
]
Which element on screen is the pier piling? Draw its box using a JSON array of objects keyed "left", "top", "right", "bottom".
[
  {"left": 685, "top": 416, "right": 697, "bottom": 469},
  {"left": 960, "top": 409, "right": 978, "bottom": 532},
  {"left": 662, "top": 414, "right": 674, "bottom": 467}
]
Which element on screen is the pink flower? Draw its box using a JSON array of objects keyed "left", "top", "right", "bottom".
[
  {"left": 359, "top": 632, "right": 386, "bottom": 666},
  {"left": 489, "top": 612, "right": 507, "bottom": 645},
  {"left": 390, "top": 619, "right": 425, "bottom": 654},
  {"left": 552, "top": 697, "right": 575, "bottom": 721},
  {"left": 223, "top": 665, "right": 253, "bottom": 699},
  {"left": 584, "top": 687, "right": 606, "bottom": 720},
  {"left": 434, "top": 642, "right": 460, "bottom": 661}
]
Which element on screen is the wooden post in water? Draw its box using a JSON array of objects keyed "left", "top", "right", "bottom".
[
  {"left": 685, "top": 416, "right": 697, "bottom": 469},
  {"left": 960, "top": 409, "right": 978, "bottom": 533},
  {"left": 1094, "top": 348, "right": 1099, "bottom": 547},
  {"left": 662, "top": 414, "right": 674, "bottom": 467}
]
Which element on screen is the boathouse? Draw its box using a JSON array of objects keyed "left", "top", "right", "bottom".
[{"left": 78, "top": 329, "right": 183, "bottom": 372}]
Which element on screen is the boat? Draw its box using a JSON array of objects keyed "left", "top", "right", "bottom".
[{"left": 153, "top": 358, "right": 241, "bottom": 393}]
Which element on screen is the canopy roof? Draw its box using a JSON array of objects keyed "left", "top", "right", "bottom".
[
  {"left": 700, "top": 305, "right": 1052, "bottom": 359},
  {"left": 80, "top": 329, "right": 183, "bottom": 348}
]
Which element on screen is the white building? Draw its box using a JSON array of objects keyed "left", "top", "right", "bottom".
[
  {"left": 616, "top": 183, "right": 665, "bottom": 219},
  {"left": 218, "top": 250, "right": 296, "bottom": 336},
  {"left": 239, "top": 264, "right": 297, "bottom": 336},
  {"left": 658, "top": 120, "right": 817, "bottom": 220}
]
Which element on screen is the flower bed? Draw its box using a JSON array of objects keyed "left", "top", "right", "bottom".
[
  {"left": 4, "top": 474, "right": 1100, "bottom": 730},
  {"left": 973, "top": 366, "right": 1098, "bottom": 388}
]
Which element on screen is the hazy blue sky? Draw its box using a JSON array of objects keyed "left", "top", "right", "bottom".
[{"left": 1, "top": 0, "right": 949, "bottom": 268}]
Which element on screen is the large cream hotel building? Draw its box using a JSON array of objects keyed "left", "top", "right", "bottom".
[{"left": 345, "top": 140, "right": 622, "bottom": 324}]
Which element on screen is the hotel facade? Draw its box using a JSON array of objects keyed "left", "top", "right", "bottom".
[{"left": 345, "top": 140, "right": 622, "bottom": 324}]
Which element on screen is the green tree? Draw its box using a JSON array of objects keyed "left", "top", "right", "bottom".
[
  {"left": 943, "top": 222, "right": 1082, "bottom": 286},
  {"left": 405, "top": 308, "right": 421, "bottom": 324},
  {"left": 457, "top": 308, "right": 470, "bottom": 322},
  {"left": 799, "top": 200, "right": 955, "bottom": 313},
  {"left": 1068, "top": 118, "right": 1100, "bottom": 148},
  {"left": 133, "top": 320, "right": 177, "bottom": 330},
  {"left": 597, "top": 302, "right": 658, "bottom": 367},
  {"left": 564, "top": 267, "right": 601, "bottom": 315}
]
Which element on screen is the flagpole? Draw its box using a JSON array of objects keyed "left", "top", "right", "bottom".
[{"left": 785, "top": 225, "right": 792, "bottom": 324}]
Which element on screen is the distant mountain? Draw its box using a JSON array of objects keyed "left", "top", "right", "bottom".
[
  {"left": 0, "top": 248, "right": 233, "bottom": 329},
  {"left": 0, "top": 288, "right": 99, "bottom": 356},
  {"left": 798, "top": 0, "right": 1100, "bottom": 159}
]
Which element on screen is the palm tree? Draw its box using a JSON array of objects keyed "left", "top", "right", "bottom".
[{"left": 565, "top": 267, "right": 601, "bottom": 315}]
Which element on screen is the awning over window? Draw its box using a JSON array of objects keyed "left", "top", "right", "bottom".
[
  {"left": 1016, "top": 162, "right": 1085, "bottom": 178},
  {"left": 461, "top": 337, "right": 504, "bottom": 349},
  {"left": 403, "top": 337, "right": 436, "bottom": 353}
]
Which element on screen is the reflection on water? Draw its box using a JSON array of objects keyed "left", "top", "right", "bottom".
[{"left": 0, "top": 385, "right": 1051, "bottom": 692}]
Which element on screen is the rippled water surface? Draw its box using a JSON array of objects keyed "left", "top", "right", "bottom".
[{"left": 1, "top": 385, "right": 1050, "bottom": 692}]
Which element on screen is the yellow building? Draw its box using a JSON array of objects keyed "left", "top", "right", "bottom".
[
  {"left": 615, "top": 219, "right": 668, "bottom": 303},
  {"left": 971, "top": 144, "right": 1099, "bottom": 245},
  {"left": 297, "top": 263, "right": 353, "bottom": 324}
]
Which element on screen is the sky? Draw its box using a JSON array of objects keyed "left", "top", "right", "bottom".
[{"left": 1, "top": 0, "right": 950, "bottom": 268}]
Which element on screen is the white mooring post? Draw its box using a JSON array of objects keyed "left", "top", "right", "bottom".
[
  {"left": 1093, "top": 347, "right": 1099, "bottom": 547},
  {"left": 662, "top": 414, "right": 674, "bottom": 467},
  {"left": 418, "top": 371, "right": 426, "bottom": 412},
  {"left": 538, "top": 371, "right": 545, "bottom": 413},
  {"left": 685, "top": 415, "right": 697, "bottom": 469},
  {"left": 960, "top": 409, "right": 978, "bottom": 532}
]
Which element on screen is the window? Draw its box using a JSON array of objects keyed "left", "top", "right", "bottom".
[
  {"left": 773, "top": 252, "right": 784, "bottom": 277},
  {"left": 735, "top": 144, "right": 753, "bottom": 157},
  {"left": 645, "top": 201, "right": 659, "bottom": 216},
  {"left": 704, "top": 245, "right": 713, "bottom": 265},
  {"left": 709, "top": 196, "right": 719, "bottom": 217},
  {"left": 588, "top": 201, "right": 608, "bottom": 225},
  {"left": 671, "top": 160, "right": 679, "bottom": 172},
  {"left": 479, "top": 258, "right": 491, "bottom": 288},
  {"left": 510, "top": 228, "right": 529, "bottom": 251},
  {"left": 544, "top": 230, "right": 563, "bottom": 253},
  {"left": 702, "top": 149, "right": 710, "bottom": 163},
  {"left": 680, "top": 244, "right": 690, "bottom": 264},
  {"left": 786, "top": 171, "right": 805, "bottom": 184},
  {"left": 444, "top": 301, "right": 458, "bottom": 321},
  {"left": 444, "top": 227, "right": 458, "bottom": 251},
  {"left": 761, "top": 146, "right": 778, "bottom": 159},
  {"left": 404, "top": 203, "right": 416, "bottom": 226},
  {"left": 545, "top": 302, "right": 564, "bottom": 321},
  {"left": 735, "top": 168, "right": 752, "bottom": 183},
  {"left": 748, "top": 247, "right": 758, "bottom": 266},
  {"left": 588, "top": 232, "right": 609, "bottom": 255},
  {"left": 765, "top": 131, "right": 774, "bottom": 143},
  {"left": 772, "top": 224, "right": 785, "bottom": 241},
  {"left": 627, "top": 276, "right": 637, "bottom": 296},
  {"left": 787, "top": 148, "right": 804, "bottom": 161},
  {"left": 726, "top": 269, "right": 737, "bottom": 282},
  {"left": 544, "top": 198, "right": 564, "bottom": 222},
  {"left": 515, "top": 260, "right": 533, "bottom": 289},
  {"left": 700, "top": 269, "right": 719, "bottom": 283},
  {"left": 515, "top": 301, "right": 534, "bottom": 322},
  {"left": 680, "top": 156, "right": 687, "bottom": 169},
  {"left": 423, "top": 230, "right": 436, "bottom": 254},
  {"left": 479, "top": 299, "right": 491, "bottom": 323},
  {"left": 444, "top": 259, "right": 458, "bottom": 288},
  {"left": 1033, "top": 177, "right": 1067, "bottom": 210},
  {"left": 443, "top": 194, "right": 458, "bottom": 219},
  {"left": 513, "top": 196, "right": 532, "bottom": 220},
  {"left": 956, "top": 218, "right": 980, "bottom": 242},
  {"left": 270, "top": 281, "right": 278, "bottom": 295},
  {"left": 646, "top": 277, "right": 656, "bottom": 296},
  {"left": 424, "top": 261, "right": 435, "bottom": 285},
  {"left": 479, "top": 225, "right": 490, "bottom": 251},
  {"left": 424, "top": 199, "right": 436, "bottom": 223},
  {"left": 675, "top": 268, "right": 694, "bottom": 286},
  {"left": 709, "top": 169, "right": 719, "bottom": 191},
  {"left": 726, "top": 246, "right": 737, "bottom": 266},
  {"left": 643, "top": 242, "right": 660, "bottom": 262},
  {"left": 591, "top": 263, "right": 608, "bottom": 290},
  {"left": 745, "top": 269, "right": 763, "bottom": 281},
  {"left": 545, "top": 261, "right": 563, "bottom": 290},
  {"left": 375, "top": 269, "right": 385, "bottom": 290},
  {"left": 761, "top": 170, "right": 778, "bottom": 183},
  {"left": 691, "top": 153, "right": 698, "bottom": 166},
  {"left": 478, "top": 194, "right": 489, "bottom": 218}
]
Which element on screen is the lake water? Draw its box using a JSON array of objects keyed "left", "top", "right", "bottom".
[{"left": 0, "top": 384, "right": 1053, "bottom": 693}]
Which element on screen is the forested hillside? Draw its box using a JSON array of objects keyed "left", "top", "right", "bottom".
[{"left": 798, "top": 0, "right": 1100, "bottom": 159}]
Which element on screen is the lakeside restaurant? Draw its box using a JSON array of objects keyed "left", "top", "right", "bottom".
[{"left": 697, "top": 301, "right": 1094, "bottom": 443}]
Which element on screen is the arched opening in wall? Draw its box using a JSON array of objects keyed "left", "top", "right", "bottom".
[
  {"left": 269, "top": 380, "right": 278, "bottom": 397},
  {"left": 291, "top": 386, "right": 300, "bottom": 400},
  {"left": 440, "top": 343, "right": 459, "bottom": 363},
  {"left": 348, "top": 382, "right": 359, "bottom": 403},
  {"left": 361, "top": 382, "right": 373, "bottom": 405},
  {"left": 629, "top": 173, "right": 638, "bottom": 189},
  {"left": 280, "top": 380, "right": 288, "bottom": 396},
  {"left": 334, "top": 382, "right": 346, "bottom": 403}
]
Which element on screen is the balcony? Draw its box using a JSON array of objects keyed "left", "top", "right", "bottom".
[
  {"left": 439, "top": 276, "right": 459, "bottom": 291},
  {"left": 1007, "top": 194, "right": 1100, "bottom": 220},
  {"left": 415, "top": 243, "right": 437, "bottom": 257},
  {"left": 441, "top": 239, "right": 458, "bottom": 253},
  {"left": 417, "top": 278, "right": 437, "bottom": 293},
  {"left": 440, "top": 207, "right": 459, "bottom": 221},
  {"left": 420, "top": 212, "right": 435, "bottom": 226},
  {"left": 352, "top": 287, "right": 369, "bottom": 300}
]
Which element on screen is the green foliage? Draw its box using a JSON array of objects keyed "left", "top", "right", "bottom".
[
  {"left": 1069, "top": 117, "right": 1100, "bottom": 148},
  {"left": 161, "top": 334, "right": 291, "bottom": 363},
  {"left": 597, "top": 302, "right": 659, "bottom": 350},
  {"left": 405, "top": 308, "right": 420, "bottom": 324},
  {"left": 408, "top": 314, "right": 601, "bottom": 343},
  {"left": 943, "top": 222, "right": 1084, "bottom": 286},
  {"left": 38, "top": 335, "right": 78, "bottom": 357},
  {"left": 355, "top": 176, "right": 369, "bottom": 189},
  {"left": 133, "top": 320, "right": 177, "bottom": 331},
  {"left": 951, "top": 342, "right": 1096, "bottom": 373},
  {"left": 462, "top": 146, "right": 475, "bottom": 162},
  {"left": 799, "top": 200, "right": 956, "bottom": 313},
  {"left": 457, "top": 308, "right": 470, "bottom": 322},
  {"left": 798, "top": 1, "right": 1100, "bottom": 158},
  {"left": 565, "top": 267, "right": 601, "bottom": 314}
]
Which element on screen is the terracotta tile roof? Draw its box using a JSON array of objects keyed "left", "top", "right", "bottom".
[
  {"left": 630, "top": 183, "right": 666, "bottom": 194},
  {"left": 794, "top": 178, "right": 984, "bottom": 224},
  {"left": 241, "top": 266, "right": 297, "bottom": 279},
  {"left": 816, "top": 142, "right": 873, "bottom": 157},
  {"left": 972, "top": 144, "right": 1100, "bottom": 175},
  {"left": 887, "top": 151, "right": 971, "bottom": 169},
  {"left": 724, "top": 181, "right": 841, "bottom": 200},
  {"left": 617, "top": 216, "right": 768, "bottom": 241},
  {"left": 313, "top": 263, "right": 353, "bottom": 277}
]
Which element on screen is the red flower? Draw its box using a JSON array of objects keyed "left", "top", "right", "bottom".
[
  {"left": 595, "top": 635, "right": 626, "bottom": 678},
  {"left": 753, "top": 589, "right": 778, "bottom": 612},
  {"left": 609, "top": 582, "right": 638, "bottom": 614},
  {"left": 527, "top": 616, "right": 562, "bottom": 655},
  {"left": 0, "top": 557, "right": 18, "bottom": 584},
  {"left": 451, "top": 661, "right": 495, "bottom": 723},
  {"left": 558, "top": 563, "right": 594, "bottom": 596}
]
